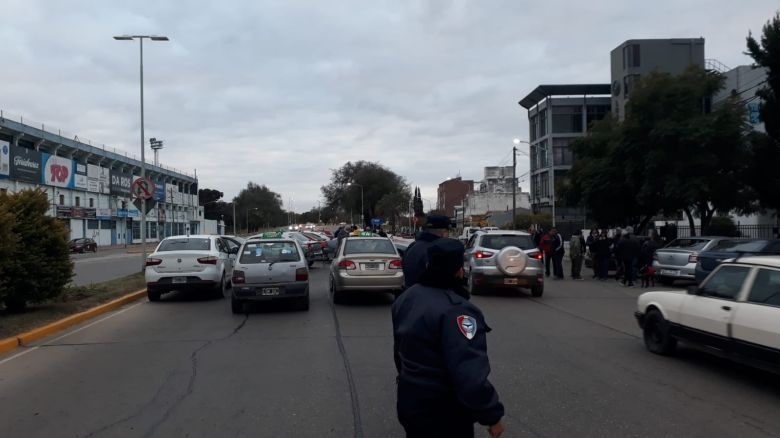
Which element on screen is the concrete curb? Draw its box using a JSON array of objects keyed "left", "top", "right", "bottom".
[{"left": 0, "top": 289, "right": 147, "bottom": 355}]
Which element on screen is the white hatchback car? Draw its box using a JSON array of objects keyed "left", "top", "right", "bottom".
[
  {"left": 636, "top": 256, "right": 780, "bottom": 373},
  {"left": 145, "top": 235, "right": 238, "bottom": 302}
]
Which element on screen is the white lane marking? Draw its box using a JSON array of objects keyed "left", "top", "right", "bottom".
[{"left": 0, "top": 301, "right": 146, "bottom": 366}]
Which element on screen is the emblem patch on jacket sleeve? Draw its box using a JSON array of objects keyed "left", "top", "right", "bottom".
[{"left": 456, "top": 315, "right": 477, "bottom": 340}]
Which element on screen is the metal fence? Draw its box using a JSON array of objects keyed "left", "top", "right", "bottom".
[{"left": 674, "top": 224, "right": 778, "bottom": 239}]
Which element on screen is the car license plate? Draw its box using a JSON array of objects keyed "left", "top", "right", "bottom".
[
  {"left": 261, "top": 288, "right": 280, "bottom": 296},
  {"left": 172, "top": 277, "right": 187, "bottom": 284},
  {"left": 504, "top": 278, "right": 519, "bottom": 285},
  {"left": 363, "top": 262, "right": 382, "bottom": 270},
  {"left": 660, "top": 269, "right": 679, "bottom": 276}
]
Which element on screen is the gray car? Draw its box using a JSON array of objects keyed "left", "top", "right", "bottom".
[
  {"left": 653, "top": 236, "right": 732, "bottom": 285},
  {"left": 329, "top": 234, "right": 404, "bottom": 303},
  {"left": 230, "top": 233, "right": 310, "bottom": 313},
  {"left": 464, "top": 230, "right": 544, "bottom": 297}
]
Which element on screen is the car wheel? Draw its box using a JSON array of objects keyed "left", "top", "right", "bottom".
[
  {"left": 659, "top": 277, "right": 675, "bottom": 287},
  {"left": 467, "top": 274, "right": 480, "bottom": 296},
  {"left": 213, "top": 273, "right": 226, "bottom": 299},
  {"left": 231, "top": 297, "right": 243, "bottom": 314},
  {"left": 79, "top": 248, "right": 85, "bottom": 254},
  {"left": 296, "top": 296, "right": 310, "bottom": 311},
  {"left": 147, "top": 288, "right": 161, "bottom": 302},
  {"left": 643, "top": 309, "right": 677, "bottom": 355},
  {"left": 93, "top": 245, "right": 98, "bottom": 253},
  {"left": 531, "top": 284, "right": 544, "bottom": 297}
]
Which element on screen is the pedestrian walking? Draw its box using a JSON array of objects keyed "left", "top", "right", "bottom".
[
  {"left": 392, "top": 238, "right": 505, "bottom": 438},
  {"left": 549, "top": 228, "right": 565, "bottom": 279},
  {"left": 401, "top": 215, "right": 451, "bottom": 289},
  {"left": 539, "top": 229, "right": 554, "bottom": 277},
  {"left": 592, "top": 232, "right": 611, "bottom": 280},
  {"left": 569, "top": 230, "right": 585, "bottom": 280}
]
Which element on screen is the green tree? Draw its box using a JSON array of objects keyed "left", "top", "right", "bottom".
[
  {"left": 233, "top": 183, "right": 286, "bottom": 232},
  {"left": 745, "top": 13, "right": 780, "bottom": 211},
  {"left": 321, "top": 161, "right": 411, "bottom": 226},
  {"left": 563, "top": 67, "right": 755, "bottom": 234},
  {"left": 0, "top": 189, "right": 73, "bottom": 312},
  {"left": 198, "top": 188, "right": 226, "bottom": 220}
]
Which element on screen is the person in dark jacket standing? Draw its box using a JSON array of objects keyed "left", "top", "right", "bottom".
[
  {"left": 616, "top": 226, "right": 641, "bottom": 287},
  {"left": 392, "top": 238, "right": 505, "bottom": 438},
  {"left": 401, "top": 215, "right": 451, "bottom": 288},
  {"left": 550, "top": 228, "right": 565, "bottom": 279}
]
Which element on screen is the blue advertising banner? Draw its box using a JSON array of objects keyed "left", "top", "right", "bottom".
[{"left": 154, "top": 183, "right": 166, "bottom": 202}]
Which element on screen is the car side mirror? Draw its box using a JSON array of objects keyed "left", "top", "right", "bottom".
[{"left": 686, "top": 285, "right": 700, "bottom": 295}]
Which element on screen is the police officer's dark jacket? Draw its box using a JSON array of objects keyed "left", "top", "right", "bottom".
[
  {"left": 401, "top": 231, "right": 440, "bottom": 288},
  {"left": 392, "top": 266, "right": 504, "bottom": 426}
]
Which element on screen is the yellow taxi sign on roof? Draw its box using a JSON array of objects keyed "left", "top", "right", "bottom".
[{"left": 260, "top": 231, "right": 284, "bottom": 239}]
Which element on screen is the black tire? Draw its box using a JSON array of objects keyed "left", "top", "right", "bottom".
[
  {"left": 467, "top": 274, "right": 481, "bottom": 296},
  {"left": 531, "top": 284, "right": 544, "bottom": 297},
  {"left": 296, "top": 296, "right": 310, "bottom": 311},
  {"left": 643, "top": 309, "right": 677, "bottom": 355},
  {"left": 213, "top": 274, "right": 226, "bottom": 299},
  {"left": 147, "top": 288, "right": 161, "bottom": 302},
  {"left": 659, "top": 277, "right": 675, "bottom": 287},
  {"left": 231, "top": 297, "right": 243, "bottom": 314},
  {"left": 308, "top": 259, "right": 315, "bottom": 268}
]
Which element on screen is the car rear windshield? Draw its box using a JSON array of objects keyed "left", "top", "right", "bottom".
[
  {"left": 240, "top": 242, "right": 300, "bottom": 263},
  {"left": 157, "top": 238, "right": 211, "bottom": 252},
  {"left": 344, "top": 239, "right": 396, "bottom": 255},
  {"left": 711, "top": 240, "right": 768, "bottom": 252},
  {"left": 480, "top": 235, "right": 535, "bottom": 250},
  {"left": 664, "top": 238, "right": 711, "bottom": 251}
]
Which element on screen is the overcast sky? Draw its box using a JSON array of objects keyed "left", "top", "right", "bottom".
[{"left": 1, "top": 0, "right": 776, "bottom": 211}]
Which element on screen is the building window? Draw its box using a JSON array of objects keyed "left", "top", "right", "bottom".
[
  {"left": 552, "top": 105, "right": 583, "bottom": 133},
  {"left": 553, "top": 138, "right": 574, "bottom": 166},
  {"left": 132, "top": 221, "right": 141, "bottom": 240},
  {"left": 586, "top": 105, "right": 611, "bottom": 128},
  {"left": 87, "top": 220, "right": 99, "bottom": 230},
  {"left": 539, "top": 109, "right": 547, "bottom": 137},
  {"left": 59, "top": 194, "right": 65, "bottom": 205},
  {"left": 623, "top": 44, "right": 640, "bottom": 69},
  {"left": 75, "top": 196, "right": 81, "bottom": 207},
  {"left": 624, "top": 74, "right": 641, "bottom": 97},
  {"left": 89, "top": 198, "right": 94, "bottom": 208},
  {"left": 538, "top": 140, "right": 548, "bottom": 168},
  {"left": 100, "top": 220, "right": 114, "bottom": 229},
  {"left": 529, "top": 115, "right": 538, "bottom": 142}
]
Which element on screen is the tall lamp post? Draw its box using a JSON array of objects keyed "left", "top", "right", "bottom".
[
  {"left": 114, "top": 34, "right": 169, "bottom": 271},
  {"left": 512, "top": 138, "right": 531, "bottom": 229},
  {"left": 347, "top": 182, "right": 364, "bottom": 227}
]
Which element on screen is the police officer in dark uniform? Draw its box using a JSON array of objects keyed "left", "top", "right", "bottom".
[
  {"left": 392, "top": 238, "right": 505, "bottom": 438},
  {"left": 401, "top": 215, "right": 451, "bottom": 289}
]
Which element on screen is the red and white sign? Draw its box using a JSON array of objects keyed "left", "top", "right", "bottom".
[{"left": 131, "top": 177, "right": 156, "bottom": 200}]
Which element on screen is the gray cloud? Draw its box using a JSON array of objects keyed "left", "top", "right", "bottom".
[{"left": 0, "top": 0, "right": 776, "bottom": 210}]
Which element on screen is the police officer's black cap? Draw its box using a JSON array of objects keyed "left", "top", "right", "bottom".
[
  {"left": 425, "top": 238, "right": 465, "bottom": 278},
  {"left": 424, "top": 215, "right": 452, "bottom": 230}
]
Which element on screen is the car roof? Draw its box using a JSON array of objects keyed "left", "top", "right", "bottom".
[
  {"left": 724, "top": 255, "right": 780, "bottom": 268},
  {"left": 163, "top": 235, "right": 214, "bottom": 239},
  {"left": 478, "top": 230, "right": 531, "bottom": 236}
]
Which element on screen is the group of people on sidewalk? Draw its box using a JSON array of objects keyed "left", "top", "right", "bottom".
[{"left": 531, "top": 226, "right": 660, "bottom": 287}]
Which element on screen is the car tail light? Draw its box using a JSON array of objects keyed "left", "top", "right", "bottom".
[
  {"left": 689, "top": 252, "right": 699, "bottom": 263},
  {"left": 232, "top": 270, "right": 245, "bottom": 284},
  {"left": 145, "top": 258, "right": 162, "bottom": 266},
  {"left": 338, "top": 260, "right": 357, "bottom": 270},
  {"left": 197, "top": 256, "right": 219, "bottom": 265},
  {"left": 475, "top": 251, "right": 494, "bottom": 259},
  {"left": 389, "top": 259, "right": 402, "bottom": 269},
  {"left": 529, "top": 251, "right": 543, "bottom": 260},
  {"left": 296, "top": 267, "right": 309, "bottom": 281}
]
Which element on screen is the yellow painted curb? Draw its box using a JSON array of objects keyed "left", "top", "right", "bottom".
[
  {"left": 12, "top": 289, "right": 147, "bottom": 348},
  {"left": 0, "top": 336, "right": 19, "bottom": 355}
]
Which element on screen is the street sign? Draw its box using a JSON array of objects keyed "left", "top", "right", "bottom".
[
  {"left": 131, "top": 177, "right": 155, "bottom": 200},
  {"left": 133, "top": 198, "right": 157, "bottom": 214},
  {"left": 371, "top": 218, "right": 384, "bottom": 225}
]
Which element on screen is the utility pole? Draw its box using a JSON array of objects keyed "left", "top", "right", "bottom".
[
  {"left": 233, "top": 201, "right": 237, "bottom": 235},
  {"left": 512, "top": 145, "right": 517, "bottom": 230}
]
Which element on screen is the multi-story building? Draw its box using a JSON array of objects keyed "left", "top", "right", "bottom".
[
  {"left": 518, "top": 84, "right": 611, "bottom": 226},
  {"left": 610, "top": 38, "right": 705, "bottom": 119},
  {"left": 0, "top": 111, "right": 205, "bottom": 245},
  {"left": 437, "top": 176, "right": 474, "bottom": 218},
  {"left": 454, "top": 166, "right": 531, "bottom": 229}
]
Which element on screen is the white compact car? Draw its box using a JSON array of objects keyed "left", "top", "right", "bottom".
[
  {"left": 635, "top": 256, "right": 780, "bottom": 372},
  {"left": 145, "top": 235, "right": 238, "bottom": 302}
]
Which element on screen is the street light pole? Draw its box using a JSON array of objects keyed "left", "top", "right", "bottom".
[
  {"left": 347, "top": 183, "right": 364, "bottom": 227},
  {"left": 114, "top": 34, "right": 169, "bottom": 272}
]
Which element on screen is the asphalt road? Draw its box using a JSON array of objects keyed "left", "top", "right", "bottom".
[
  {"left": 70, "top": 248, "right": 143, "bottom": 286},
  {"left": 2, "top": 264, "right": 780, "bottom": 437}
]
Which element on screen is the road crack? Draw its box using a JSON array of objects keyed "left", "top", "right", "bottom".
[{"left": 330, "top": 295, "right": 364, "bottom": 438}]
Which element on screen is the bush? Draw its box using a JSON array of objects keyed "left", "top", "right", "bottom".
[
  {"left": 704, "top": 216, "right": 741, "bottom": 237},
  {"left": 514, "top": 213, "right": 553, "bottom": 230},
  {"left": 0, "top": 189, "right": 73, "bottom": 312}
]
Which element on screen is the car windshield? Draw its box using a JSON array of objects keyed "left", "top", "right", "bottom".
[
  {"left": 157, "top": 238, "right": 211, "bottom": 252},
  {"left": 480, "top": 234, "right": 535, "bottom": 250},
  {"left": 240, "top": 242, "right": 300, "bottom": 263},
  {"left": 344, "top": 239, "right": 396, "bottom": 255},
  {"left": 664, "top": 238, "right": 711, "bottom": 251},
  {"left": 711, "top": 240, "right": 767, "bottom": 252}
]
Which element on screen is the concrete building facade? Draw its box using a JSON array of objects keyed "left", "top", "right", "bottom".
[{"left": 0, "top": 111, "right": 205, "bottom": 245}]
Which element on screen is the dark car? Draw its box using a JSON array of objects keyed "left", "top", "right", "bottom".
[
  {"left": 69, "top": 238, "right": 97, "bottom": 253},
  {"left": 695, "top": 239, "right": 780, "bottom": 283}
]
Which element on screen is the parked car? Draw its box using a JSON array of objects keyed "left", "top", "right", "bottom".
[
  {"left": 69, "top": 238, "right": 97, "bottom": 253},
  {"left": 329, "top": 233, "right": 404, "bottom": 303},
  {"left": 695, "top": 239, "right": 780, "bottom": 283},
  {"left": 230, "top": 233, "right": 310, "bottom": 313},
  {"left": 144, "top": 235, "right": 238, "bottom": 302},
  {"left": 653, "top": 236, "right": 733, "bottom": 286},
  {"left": 464, "top": 230, "right": 544, "bottom": 297},
  {"left": 635, "top": 256, "right": 780, "bottom": 373},
  {"left": 302, "top": 231, "right": 333, "bottom": 261},
  {"left": 249, "top": 231, "right": 325, "bottom": 267}
]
